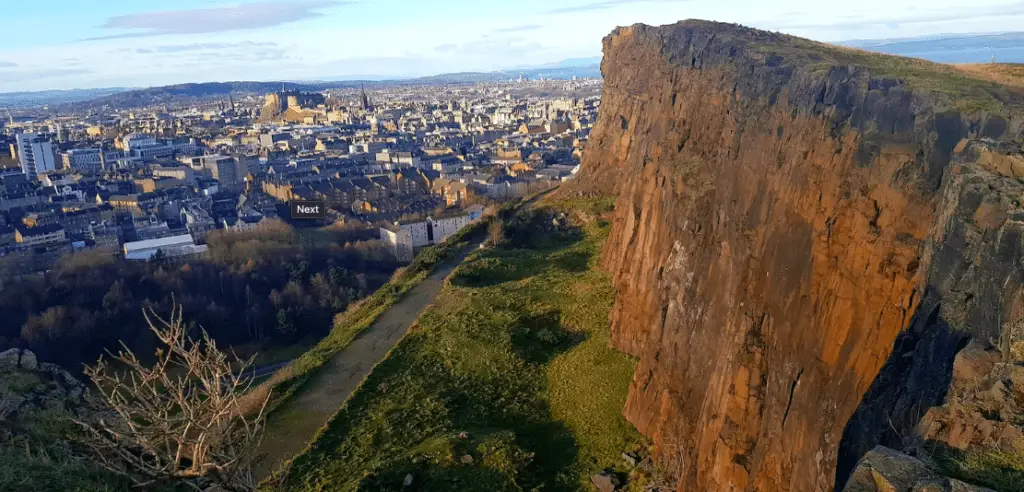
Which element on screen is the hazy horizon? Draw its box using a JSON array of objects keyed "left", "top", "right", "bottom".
[{"left": 5, "top": 0, "right": 1024, "bottom": 93}]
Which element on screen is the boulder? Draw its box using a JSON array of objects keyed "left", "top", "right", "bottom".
[
  {"left": 843, "top": 447, "right": 994, "bottom": 492},
  {"left": 17, "top": 350, "right": 36, "bottom": 370},
  {"left": 0, "top": 348, "right": 31, "bottom": 370}
]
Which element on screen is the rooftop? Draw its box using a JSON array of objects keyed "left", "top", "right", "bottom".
[{"left": 122, "top": 234, "right": 195, "bottom": 253}]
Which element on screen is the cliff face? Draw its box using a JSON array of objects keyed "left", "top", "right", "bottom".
[{"left": 572, "top": 20, "right": 1024, "bottom": 490}]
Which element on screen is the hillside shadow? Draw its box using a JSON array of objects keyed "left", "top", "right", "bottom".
[
  {"left": 510, "top": 310, "right": 584, "bottom": 365},
  {"left": 353, "top": 418, "right": 580, "bottom": 492},
  {"left": 355, "top": 460, "right": 518, "bottom": 491}
]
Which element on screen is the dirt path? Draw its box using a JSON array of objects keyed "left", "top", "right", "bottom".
[{"left": 254, "top": 239, "right": 483, "bottom": 479}]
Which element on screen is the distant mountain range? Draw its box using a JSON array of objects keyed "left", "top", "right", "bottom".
[
  {"left": 0, "top": 58, "right": 604, "bottom": 110},
  {"left": 840, "top": 31, "right": 1024, "bottom": 63}
]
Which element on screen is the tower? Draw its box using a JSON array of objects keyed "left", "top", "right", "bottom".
[{"left": 360, "top": 82, "right": 372, "bottom": 111}]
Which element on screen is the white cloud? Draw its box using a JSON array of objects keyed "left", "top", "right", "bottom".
[{"left": 84, "top": 0, "right": 346, "bottom": 40}]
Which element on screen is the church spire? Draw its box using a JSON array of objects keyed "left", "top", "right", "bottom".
[{"left": 360, "top": 82, "right": 371, "bottom": 111}]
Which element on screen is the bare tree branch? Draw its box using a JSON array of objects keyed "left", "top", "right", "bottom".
[{"left": 73, "top": 305, "right": 271, "bottom": 491}]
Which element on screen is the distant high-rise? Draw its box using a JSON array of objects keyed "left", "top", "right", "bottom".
[{"left": 15, "top": 133, "right": 58, "bottom": 179}]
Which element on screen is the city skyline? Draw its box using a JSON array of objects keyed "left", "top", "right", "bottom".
[{"left": 4, "top": 0, "right": 1024, "bottom": 92}]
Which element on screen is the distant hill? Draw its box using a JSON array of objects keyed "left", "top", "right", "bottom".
[
  {"left": 517, "top": 56, "right": 603, "bottom": 69},
  {"left": 0, "top": 87, "right": 133, "bottom": 109},
  {"left": 6, "top": 61, "right": 603, "bottom": 111},
  {"left": 840, "top": 32, "right": 1024, "bottom": 63},
  {"left": 56, "top": 65, "right": 601, "bottom": 111},
  {"left": 70, "top": 81, "right": 320, "bottom": 110}
]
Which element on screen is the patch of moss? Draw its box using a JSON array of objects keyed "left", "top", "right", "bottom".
[{"left": 935, "top": 447, "right": 1024, "bottom": 492}]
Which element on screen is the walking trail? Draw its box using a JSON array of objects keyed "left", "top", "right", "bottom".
[{"left": 253, "top": 239, "right": 484, "bottom": 480}]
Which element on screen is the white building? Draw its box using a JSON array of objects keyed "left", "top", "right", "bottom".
[
  {"left": 379, "top": 227, "right": 414, "bottom": 262},
  {"left": 15, "top": 133, "right": 58, "bottom": 179},
  {"left": 379, "top": 213, "right": 477, "bottom": 262},
  {"left": 122, "top": 133, "right": 158, "bottom": 152},
  {"left": 123, "top": 133, "right": 174, "bottom": 162},
  {"left": 430, "top": 214, "right": 472, "bottom": 242},
  {"left": 123, "top": 234, "right": 207, "bottom": 261},
  {"left": 62, "top": 148, "right": 103, "bottom": 173}
]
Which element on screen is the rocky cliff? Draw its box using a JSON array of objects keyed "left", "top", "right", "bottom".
[{"left": 569, "top": 20, "right": 1024, "bottom": 490}]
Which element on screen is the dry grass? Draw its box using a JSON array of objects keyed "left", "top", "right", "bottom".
[{"left": 954, "top": 64, "right": 1024, "bottom": 90}]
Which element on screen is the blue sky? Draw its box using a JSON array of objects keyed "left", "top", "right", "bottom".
[{"left": 2, "top": 0, "right": 1024, "bottom": 92}]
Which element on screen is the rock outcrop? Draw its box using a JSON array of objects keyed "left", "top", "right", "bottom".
[
  {"left": 0, "top": 349, "right": 89, "bottom": 429},
  {"left": 844, "top": 446, "right": 993, "bottom": 492},
  {"left": 569, "top": 20, "right": 1024, "bottom": 490},
  {"left": 916, "top": 342, "right": 1024, "bottom": 453}
]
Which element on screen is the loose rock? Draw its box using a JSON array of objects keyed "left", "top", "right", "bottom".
[
  {"left": 590, "top": 472, "right": 620, "bottom": 492},
  {"left": 621, "top": 452, "right": 639, "bottom": 467}
]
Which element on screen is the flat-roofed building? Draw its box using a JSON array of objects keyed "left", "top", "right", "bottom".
[{"left": 123, "top": 234, "right": 207, "bottom": 261}]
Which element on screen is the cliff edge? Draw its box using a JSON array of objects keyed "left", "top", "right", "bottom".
[{"left": 569, "top": 19, "right": 1024, "bottom": 490}]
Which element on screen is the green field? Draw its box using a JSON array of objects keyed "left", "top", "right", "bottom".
[{"left": 269, "top": 199, "right": 646, "bottom": 491}]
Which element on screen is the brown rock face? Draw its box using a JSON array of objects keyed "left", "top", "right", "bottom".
[{"left": 570, "top": 20, "right": 1024, "bottom": 491}]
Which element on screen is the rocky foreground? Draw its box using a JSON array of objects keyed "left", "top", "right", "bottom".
[{"left": 568, "top": 19, "right": 1024, "bottom": 491}]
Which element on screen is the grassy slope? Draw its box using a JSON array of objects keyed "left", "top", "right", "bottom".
[
  {"left": 270, "top": 199, "right": 645, "bottom": 491},
  {"left": 722, "top": 18, "right": 1024, "bottom": 113},
  {"left": 244, "top": 218, "right": 491, "bottom": 417}
]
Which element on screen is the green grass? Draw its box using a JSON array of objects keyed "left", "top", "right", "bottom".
[
  {"left": 935, "top": 448, "right": 1024, "bottom": 492},
  {"left": 267, "top": 200, "right": 643, "bottom": 491}
]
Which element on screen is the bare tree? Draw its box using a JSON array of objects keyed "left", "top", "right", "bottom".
[{"left": 74, "top": 305, "right": 270, "bottom": 491}]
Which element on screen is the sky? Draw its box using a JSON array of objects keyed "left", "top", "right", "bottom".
[{"left": 2, "top": 0, "right": 1024, "bottom": 92}]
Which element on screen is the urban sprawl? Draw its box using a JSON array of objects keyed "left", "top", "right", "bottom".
[{"left": 0, "top": 77, "right": 601, "bottom": 278}]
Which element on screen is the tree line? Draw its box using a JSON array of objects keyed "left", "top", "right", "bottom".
[{"left": 0, "top": 220, "right": 400, "bottom": 370}]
